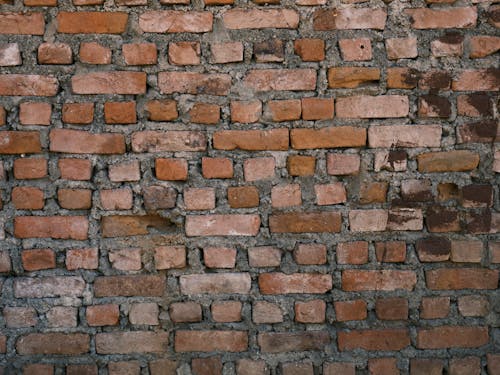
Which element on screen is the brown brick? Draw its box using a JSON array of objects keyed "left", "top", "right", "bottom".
[
  {"left": 139, "top": 11, "right": 213, "bottom": 33},
  {"left": 180, "top": 273, "right": 251, "bottom": 294},
  {"left": 16, "top": 333, "right": 89, "bottom": 355},
  {"left": 58, "top": 188, "right": 92, "bottom": 210},
  {"left": 223, "top": 9, "right": 299, "bottom": 29},
  {"left": 13, "top": 158, "right": 47, "bottom": 179},
  {"left": 287, "top": 155, "right": 315, "bottom": 176},
  {"left": 338, "top": 329, "right": 410, "bottom": 351},
  {"left": 337, "top": 241, "right": 368, "bottom": 265},
  {"left": 62, "top": 103, "right": 94, "bottom": 124},
  {"left": 458, "top": 295, "right": 489, "bottom": 317},
  {"left": 426, "top": 268, "right": 498, "bottom": 290},
  {"left": 417, "top": 326, "right": 488, "bottom": 349},
  {"left": 204, "top": 247, "right": 236, "bottom": 268},
  {"left": 149, "top": 360, "right": 178, "bottom": 375},
  {"left": 19, "top": 102, "right": 51, "bottom": 125},
  {"left": 169, "top": 41, "right": 201, "bottom": 65},
  {"left": 342, "top": 270, "right": 417, "bottom": 291},
  {"left": 214, "top": 129, "right": 288, "bottom": 151},
  {"left": 192, "top": 357, "right": 222, "bottom": 375},
  {"left": 248, "top": 247, "right": 281, "bottom": 268},
  {"left": 0, "top": 131, "right": 41, "bottom": 154},
  {"left": 21, "top": 249, "right": 55, "bottom": 271},
  {"left": 190, "top": 103, "right": 220, "bottom": 124},
  {"left": 101, "top": 215, "right": 172, "bottom": 237},
  {"left": 359, "top": 182, "right": 388, "bottom": 205},
  {"left": 376, "top": 298, "right": 408, "bottom": 320},
  {"left": 452, "top": 68, "right": 500, "bottom": 91},
  {"left": 449, "top": 357, "right": 480, "bottom": 375},
  {"left": 104, "top": 101, "right": 136, "bottom": 124},
  {"left": 66, "top": 248, "right": 98, "bottom": 270},
  {"left": 94, "top": 275, "right": 165, "bottom": 296},
  {"left": 146, "top": 100, "right": 178, "bottom": 121},
  {"left": 100, "top": 188, "right": 133, "bottom": 210},
  {"left": 96, "top": 332, "right": 169, "bottom": 354},
  {"left": 410, "top": 359, "right": 443, "bottom": 375},
  {"left": 258, "top": 332, "right": 330, "bottom": 353},
  {"left": 335, "top": 300, "right": 367, "bottom": 322},
  {"left": 253, "top": 301, "right": 283, "bottom": 323},
  {"left": 175, "top": 331, "right": 248, "bottom": 352},
  {"left": 38, "top": 42, "right": 72, "bottom": 64},
  {"left": 228, "top": 186, "right": 259, "bottom": 208},
  {"left": 254, "top": 39, "right": 284, "bottom": 63},
  {"left": 212, "top": 301, "right": 242, "bottom": 322},
  {"left": 0, "top": 74, "right": 58, "bottom": 96},
  {"left": 329, "top": 67, "right": 380, "bottom": 88},
  {"left": 270, "top": 212, "right": 341, "bottom": 233},
  {"left": 420, "top": 296, "right": 450, "bottom": 319},
  {"left": 154, "top": 246, "right": 186, "bottom": 270},
  {"left": 294, "top": 38, "right": 325, "bottom": 61},
  {"left": 230, "top": 100, "right": 261, "bottom": 123},
  {"left": 324, "top": 363, "right": 355, "bottom": 375},
  {"left": 375, "top": 241, "right": 406, "bottom": 263},
  {"left": 0, "top": 12, "right": 45, "bottom": 35},
  {"left": 386, "top": 37, "right": 418, "bottom": 59},
  {"left": 266, "top": 99, "right": 301, "bottom": 122},
  {"left": 294, "top": 243, "right": 326, "bottom": 265},
  {"left": 156, "top": 158, "right": 188, "bottom": 181},
  {"left": 170, "top": 302, "right": 202, "bottom": 323},
  {"left": 109, "top": 362, "right": 141, "bottom": 375},
  {"left": 469, "top": 35, "right": 500, "bottom": 58},
  {"left": 14, "top": 276, "right": 85, "bottom": 298},
  {"left": 259, "top": 273, "right": 332, "bottom": 294},
  {"left": 295, "top": 300, "right": 326, "bottom": 323},
  {"left": 12, "top": 187, "right": 44, "bottom": 210},
  {"left": 57, "top": 12, "right": 128, "bottom": 34},
  {"left": 313, "top": 8, "right": 386, "bottom": 30},
  {"left": 418, "top": 150, "right": 479, "bottom": 172},
  {"left": 132, "top": 131, "right": 206, "bottom": 153},
  {"left": 211, "top": 42, "right": 244, "bottom": 64},
  {"left": 59, "top": 159, "right": 92, "bottom": 180},
  {"left": 86, "top": 304, "right": 119, "bottom": 326},
  {"left": 23, "top": 364, "right": 54, "bottom": 375}
]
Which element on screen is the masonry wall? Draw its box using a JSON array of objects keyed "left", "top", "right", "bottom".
[{"left": 0, "top": 0, "right": 499, "bottom": 373}]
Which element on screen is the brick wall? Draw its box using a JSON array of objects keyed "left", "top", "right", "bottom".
[{"left": 0, "top": 0, "right": 499, "bottom": 373}]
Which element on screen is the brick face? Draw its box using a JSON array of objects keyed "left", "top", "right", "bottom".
[{"left": 0, "top": 2, "right": 498, "bottom": 372}]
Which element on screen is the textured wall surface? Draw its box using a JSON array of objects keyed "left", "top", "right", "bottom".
[{"left": 0, "top": 0, "right": 499, "bottom": 373}]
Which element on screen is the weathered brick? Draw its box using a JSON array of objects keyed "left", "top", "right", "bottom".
[
  {"left": 337, "top": 241, "right": 368, "bottom": 265},
  {"left": 109, "top": 161, "right": 140, "bottom": 182},
  {"left": 452, "top": 69, "right": 500, "bottom": 91},
  {"left": 469, "top": 35, "right": 500, "bottom": 58},
  {"left": 336, "top": 95, "right": 409, "bottom": 118},
  {"left": 420, "top": 296, "right": 450, "bottom": 319},
  {"left": 287, "top": 155, "right": 316, "bottom": 176},
  {"left": 129, "top": 303, "right": 159, "bottom": 325},
  {"left": 66, "top": 248, "right": 98, "bottom": 270},
  {"left": 386, "top": 37, "right": 418, "bottom": 59},
  {"left": 339, "top": 38, "right": 372, "bottom": 61},
  {"left": 158, "top": 72, "right": 231, "bottom": 95},
  {"left": 156, "top": 158, "right": 188, "bottom": 181},
  {"left": 253, "top": 301, "right": 283, "bottom": 324},
  {"left": 449, "top": 357, "right": 481, "bottom": 375},
  {"left": 244, "top": 69, "right": 316, "bottom": 91},
  {"left": 170, "top": 302, "right": 202, "bottom": 323},
  {"left": 214, "top": 129, "right": 288, "bottom": 151},
  {"left": 368, "top": 125, "right": 441, "bottom": 148},
  {"left": 79, "top": 42, "right": 111, "bottom": 64},
  {"left": 100, "top": 188, "right": 133, "bottom": 210},
  {"left": 169, "top": 41, "right": 201, "bottom": 65},
  {"left": 223, "top": 9, "right": 299, "bottom": 29},
  {"left": 146, "top": 99, "right": 178, "bottom": 121},
  {"left": 38, "top": 42, "right": 72, "bottom": 64},
  {"left": 101, "top": 215, "right": 172, "bottom": 237},
  {"left": 259, "top": 273, "right": 332, "bottom": 294},
  {"left": 254, "top": 39, "right": 284, "bottom": 63},
  {"left": 416, "top": 237, "right": 451, "bottom": 262},
  {"left": 342, "top": 270, "right": 417, "bottom": 291},
  {"left": 14, "top": 216, "right": 88, "bottom": 239},
  {"left": 375, "top": 241, "right": 406, "bottom": 263},
  {"left": 184, "top": 187, "right": 215, "bottom": 210},
  {"left": 211, "top": 42, "right": 244, "bottom": 63},
  {"left": 58, "top": 188, "right": 92, "bottom": 210},
  {"left": 23, "top": 364, "right": 54, "bottom": 375},
  {"left": 72, "top": 72, "right": 146, "bottom": 94},
  {"left": 349, "top": 209, "right": 388, "bottom": 232},
  {"left": 313, "top": 8, "right": 386, "bottom": 30},
  {"left": 295, "top": 300, "right": 326, "bottom": 323},
  {"left": 175, "top": 331, "right": 248, "bottom": 352},
  {"left": 410, "top": 359, "right": 443, "bottom": 375},
  {"left": 123, "top": 43, "right": 157, "bottom": 65},
  {"left": 248, "top": 246, "right": 281, "bottom": 268},
  {"left": 204, "top": 247, "right": 236, "bottom": 268},
  {"left": 291, "top": 127, "right": 366, "bottom": 149},
  {"left": 139, "top": 11, "right": 212, "bottom": 33},
  {"left": 266, "top": 99, "right": 301, "bottom": 121},
  {"left": 57, "top": 12, "right": 128, "bottom": 34},
  {"left": 418, "top": 150, "right": 479, "bottom": 172},
  {"left": 406, "top": 7, "right": 477, "bottom": 29},
  {"left": 62, "top": 103, "right": 94, "bottom": 124},
  {"left": 0, "top": 43, "right": 21, "bottom": 66},
  {"left": 19, "top": 102, "right": 51, "bottom": 125},
  {"left": 417, "top": 326, "right": 488, "bottom": 349},
  {"left": 228, "top": 186, "right": 259, "bottom": 208},
  {"left": 14, "top": 276, "right": 85, "bottom": 298},
  {"left": 94, "top": 275, "right": 165, "bottom": 296},
  {"left": 0, "top": 12, "right": 45, "bottom": 35},
  {"left": 109, "top": 249, "right": 141, "bottom": 271},
  {"left": 376, "top": 298, "right": 408, "bottom": 320},
  {"left": 338, "top": 329, "right": 410, "bottom": 351},
  {"left": 426, "top": 268, "right": 498, "bottom": 290},
  {"left": 96, "top": 332, "right": 169, "bottom": 354},
  {"left": 190, "top": 102, "right": 220, "bottom": 124},
  {"left": 202, "top": 157, "right": 233, "bottom": 179},
  {"left": 230, "top": 100, "right": 261, "bottom": 123},
  {"left": 12, "top": 187, "right": 44, "bottom": 210},
  {"left": 431, "top": 33, "right": 464, "bottom": 57},
  {"left": 212, "top": 301, "right": 242, "bottom": 323},
  {"left": 0, "top": 131, "right": 41, "bottom": 154},
  {"left": 270, "top": 212, "right": 341, "bottom": 233},
  {"left": 294, "top": 39, "right": 325, "bottom": 61},
  {"left": 86, "top": 304, "right": 119, "bottom": 326},
  {"left": 132, "top": 131, "right": 206, "bottom": 152},
  {"left": 244, "top": 157, "right": 275, "bottom": 181},
  {"left": 16, "top": 333, "right": 89, "bottom": 355},
  {"left": 359, "top": 182, "right": 388, "bottom": 204},
  {"left": 458, "top": 295, "right": 489, "bottom": 317},
  {"left": 21, "top": 249, "right": 54, "bottom": 271},
  {"left": 271, "top": 184, "right": 302, "bottom": 208},
  {"left": 324, "top": 363, "right": 355, "bottom": 375},
  {"left": 4, "top": 307, "right": 37, "bottom": 328},
  {"left": 192, "top": 357, "right": 222, "bottom": 375},
  {"left": 335, "top": 300, "right": 367, "bottom": 322},
  {"left": 0, "top": 74, "right": 58, "bottom": 96},
  {"left": 258, "top": 332, "right": 330, "bottom": 353},
  {"left": 180, "top": 273, "right": 251, "bottom": 294},
  {"left": 50, "top": 129, "right": 125, "bottom": 154}
]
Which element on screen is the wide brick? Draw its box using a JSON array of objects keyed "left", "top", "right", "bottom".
[
  {"left": 269, "top": 212, "right": 341, "bottom": 233},
  {"left": 328, "top": 67, "right": 380, "bottom": 88},
  {"left": 139, "top": 11, "right": 212, "bottom": 33},
  {"left": 336, "top": 95, "right": 409, "bottom": 118},
  {"left": 14, "top": 216, "right": 88, "bottom": 239},
  {"left": 426, "top": 268, "right": 498, "bottom": 290},
  {"left": 0, "top": 75, "right": 58, "bottom": 96},
  {"left": 72, "top": 72, "right": 146, "bottom": 94},
  {"left": 0, "top": 131, "right": 41, "bottom": 154},
  {"left": 14, "top": 276, "right": 85, "bottom": 298},
  {"left": 96, "top": 332, "right": 168, "bottom": 354},
  {"left": 368, "top": 125, "right": 442, "bottom": 148},
  {"left": 186, "top": 214, "right": 260, "bottom": 236},
  {"left": 101, "top": 215, "right": 172, "bottom": 237},
  {"left": 259, "top": 273, "right": 332, "bottom": 294},
  {"left": 417, "top": 326, "right": 488, "bottom": 349},
  {"left": 16, "top": 333, "right": 89, "bottom": 355},
  {"left": 406, "top": 7, "right": 477, "bottom": 29},
  {"left": 452, "top": 69, "right": 500, "bottom": 91},
  {"left": 158, "top": 72, "right": 231, "bottom": 95},
  {"left": 50, "top": 129, "right": 125, "bottom": 154},
  {"left": 342, "top": 270, "right": 417, "bottom": 291},
  {"left": 313, "top": 8, "right": 386, "bottom": 30},
  {"left": 132, "top": 131, "right": 206, "bottom": 152},
  {"left": 244, "top": 69, "right": 316, "bottom": 91},
  {"left": 94, "top": 275, "right": 165, "bottom": 296},
  {"left": 213, "top": 129, "right": 288, "bottom": 151},
  {"left": 57, "top": 12, "right": 128, "bottom": 34},
  {"left": 180, "top": 273, "right": 251, "bottom": 294},
  {"left": 417, "top": 150, "right": 479, "bottom": 172},
  {"left": 223, "top": 9, "right": 299, "bottom": 29},
  {"left": 291, "top": 127, "right": 366, "bottom": 149},
  {"left": 156, "top": 158, "right": 188, "bottom": 181},
  {"left": 0, "top": 12, "right": 45, "bottom": 35},
  {"left": 338, "top": 329, "right": 410, "bottom": 351},
  {"left": 175, "top": 331, "right": 248, "bottom": 352},
  {"left": 258, "top": 332, "right": 330, "bottom": 353},
  {"left": 21, "top": 249, "right": 54, "bottom": 271}
]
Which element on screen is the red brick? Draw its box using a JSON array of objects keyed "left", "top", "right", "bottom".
[
  {"left": 12, "top": 187, "right": 44, "bottom": 210},
  {"left": 328, "top": 67, "right": 380, "bottom": 88},
  {"left": 449, "top": 357, "right": 480, "bottom": 375},
  {"left": 244, "top": 157, "right": 275, "bottom": 181},
  {"left": 315, "top": 183, "right": 346, "bottom": 205},
  {"left": 271, "top": 184, "right": 302, "bottom": 208},
  {"left": 79, "top": 42, "right": 111, "bottom": 64},
  {"left": 227, "top": 186, "right": 259, "bottom": 208},
  {"left": 294, "top": 243, "right": 326, "bottom": 265},
  {"left": 211, "top": 42, "right": 244, "bottom": 63},
  {"left": 301, "top": 97, "right": 333, "bottom": 120},
  {"left": 287, "top": 155, "right": 315, "bottom": 176},
  {"left": 158, "top": 72, "right": 231, "bottom": 95},
  {"left": 295, "top": 300, "right": 326, "bottom": 323},
  {"left": 223, "top": 9, "right": 299, "bottom": 29},
  {"left": 420, "top": 296, "right": 450, "bottom": 319},
  {"left": 169, "top": 42, "right": 201, "bottom": 65},
  {"left": 86, "top": 304, "right": 119, "bottom": 326},
  {"left": 72, "top": 71, "right": 146, "bottom": 94},
  {"left": 376, "top": 298, "right": 408, "bottom": 320},
  {"left": 386, "top": 37, "right": 418, "bottom": 59},
  {"left": 156, "top": 158, "right": 188, "bottom": 181},
  {"left": 244, "top": 69, "right": 316, "bottom": 91},
  {"left": 204, "top": 247, "right": 237, "bottom": 268},
  {"left": 336, "top": 95, "right": 409, "bottom": 118},
  {"left": 192, "top": 357, "right": 222, "bottom": 375},
  {"left": 426, "top": 268, "right": 498, "bottom": 290},
  {"left": 313, "top": 8, "right": 386, "bottom": 30},
  {"left": 123, "top": 43, "right": 157, "bottom": 65},
  {"left": 258, "top": 332, "right": 330, "bottom": 353},
  {"left": 175, "top": 330, "right": 248, "bottom": 352},
  {"left": 101, "top": 215, "right": 171, "bottom": 237},
  {"left": 214, "top": 129, "right": 288, "bottom": 151},
  {"left": 339, "top": 38, "right": 372, "bottom": 61},
  {"left": 13, "top": 158, "right": 47, "bottom": 179},
  {"left": 66, "top": 248, "right": 98, "bottom": 270},
  {"left": 342, "top": 270, "right": 417, "bottom": 291},
  {"left": 338, "top": 329, "right": 410, "bottom": 351},
  {"left": 186, "top": 214, "right": 260, "bottom": 236},
  {"left": 406, "top": 7, "right": 477, "bottom": 29},
  {"left": 15, "top": 216, "right": 88, "bottom": 240},
  {"left": 50, "top": 129, "right": 125, "bottom": 154},
  {"left": 109, "top": 249, "right": 141, "bottom": 271},
  {"left": 58, "top": 188, "right": 92, "bottom": 210},
  {"left": 211, "top": 301, "right": 242, "bottom": 322},
  {"left": 62, "top": 103, "right": 94, "bottom": 124},
  {"left": 57, "top": 12, "right": 128, "bottom": 34},
  {"left": 0, "top": 131, "right": 41, "bottom": 154},
  {"left": 139, "top": 11, "right": 213, "bottom": 33},
  {"left": 337, "top": 241, "right": 368, "bottom": 265},
  {"left": 259, "top": 273, "right": 332, "bottom": 294},
  {"left": 417, "top": 326, "right": 488, "bottom": 349},
  {"left": 170, "top": 302, "right": 202, "bottom": 323},
  {"left": 202, "top": 157, "right": 233, "bottom": 179},
  {"left": 21, "top": 249, "right": 55, "bottom": 271},
  {"left": 154, "top": 246, "right": 186, "bottom": 269},
  {"left": 190, "top": 103, "right": 220, "bottom": 124},
  {"left": 100, "top": 188, "right": 133, "bottom": 210},
  {"left": 0, "top": 12, "right": 45, "bottom": 35},
  {"left": 292, "top": 128, "right": 366, "bottom": 149},
  {"left": 0, "top": 43, "right": 21, "bottom": 66},
  {"left": 16, "top": 333, "right": 89, "bottom": 355},
  {"left": 19, "top": 102, "right": 51, "bottom": 125},
  {"left": 104, "top": 101, "right": 136, "bottom": 124},
  {"left": 230, "top": 100, "right": 261, "bottom": 123},
  {"left": 368, "top": 125, "right": 442, "bottom": 148},
  {"left": 253, "top": 301, "right": 283, "bottom": 323},
  {"left": 294, "top": 38, "right": 325, "bottom": 61},
  {"left": 94, "top": 275, "right": 165, "bottom": 297},
  {"left": 452, "top": 68, "right": 500, "bottom": 91},
  {"left": 132, "top": 131, "right": 206, "bottom": 152},
  {"left": 180, "top": 273, "right": 250, "bottom": 295},
  {"left": 266, "top": 99, "right": 301, "bottom": 122},
  {"left": 0, "top": 74, "right": 58, "bottom": 96},
  {"left": 417, "top": 150, "right": 479, "bottom": 172},
  {"left": 375, "top": 241, "right": 406, "bottom": 262},
  {"left": 38, "top": 43, "right": 72, "bottom": 64},
  {"left": 96, "top": 332, "right": 169, "bottom": 354},
  {"left": 248, "top": 246, "right": 281, "bottom": 268},
  {"left": 146, "top": 100, "right": 178, "bottom": 121},
  {"left": 4, "top": 307, "right": 37, "bottom": 328},
  {"left": 270, "top": 212, "right": 341, "bottom": 233},
  {"left": 469, "top": 35, "right": 500, "bottom": 58}
]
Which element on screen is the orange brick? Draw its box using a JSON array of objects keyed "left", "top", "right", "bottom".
[
  {"left": 13, "top": 158, "right": 47, "bottom": 179},
  {"left": 104, "top": 101, "right": 137, "bottom": 124},
  {"left": 202, "top": 157, "right": 233, "bottom": 179},
  {"left": 156, "top": 158, "right": 188, "bottom": 181},
  {"left": 123, "top": 43, "right": 157, "bottom": 65}
]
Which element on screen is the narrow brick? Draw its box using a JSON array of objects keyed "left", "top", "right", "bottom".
[
  {"left": 62, "top": 103, "right": 94, "bottom": 124},
  {"left": 86, "top": 304, "right": 119, "bottom": 326},
  {"left": 0, "top": 43, "right": 21, "bottom": 66},
  {"left": 259, "top": 273, "right": 332, "bottom": 294},
  {"left": 156, "top": 158, "right": 188, "bottom": 181},
  {"left": 57, "top": 12, "right": 128, "bottom": 34}
]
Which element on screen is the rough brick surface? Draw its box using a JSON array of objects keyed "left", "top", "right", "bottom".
[{"left": 0, "top": 1, "right": 498, "bottom": 372}]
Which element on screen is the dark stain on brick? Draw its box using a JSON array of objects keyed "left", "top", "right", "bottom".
[
  {"left": 459, "top": 120, "right": 498, "bottom": 143},
  {"left": 489, "top": 8, "right": 500, "bottom": 23},
  {"left": 420, "top": 95, "right": 451, "bottom": 118},
  {"left": 426, "top": 206, "right": 460, "bottom": 232},
  {"left": 254, "top": 39, "right": 284, "bottom": 62},
  {"left": 438, "top": 183, "right": 459, "bottom": 202},
  {"left": 416, "top": 237, "right": 451, "bottom": 257},
  {"left": 438, "top": 32, "right": 464, "bottom": 44},
  {"left": 467, "top": 209, "right": 492, "bottom": 234},
  {"left": 465, "top": 93, "right": 492, "bottom": 116},
  {"left": 402, "top": 68, "right": 420, "bottom": 87},
  {"left": 482, "top": 67, "right": 500, "bottom": 88},
  {"left": 461, "top": 184, "right": 493, "bottom": 207},
  {"left": 313, "top": 9, "right": 338, "bottom": 30}
]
